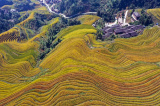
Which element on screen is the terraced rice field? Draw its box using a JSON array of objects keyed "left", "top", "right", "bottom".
[
  {"left": 147, "top": 8, "right": 160, "bottom": 20},
  {"left": 1, "top": 15, "right": 160, "bottom": 105},
  {"left": 0, "top": 27, "right": 20, "bottom": 43},
  {"left": 18, "top": 12, "right": 35, "bottom": 27},
  {"left": 78, "top": 15, "right": 100, "bottom": 25},
  {"left": 30, "top": 17, "right": 59, "bottom": 41}
]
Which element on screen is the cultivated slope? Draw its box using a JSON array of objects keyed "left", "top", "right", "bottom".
[
  {"left": 147, "top": 8, "right": 160, "bottom": 23},
  {"left": 1, "top": 15, "right": 160, "bottom": 105}
]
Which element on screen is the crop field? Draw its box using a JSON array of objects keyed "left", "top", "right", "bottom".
[
  {"left": 18, "top": 12, "right": 35, "bottom": 27},
  {"left": 0, "top": 14, "right": 160, "bottom": 105},
  {"left": 78, "top": 15, "right": 100, "bottom": 25},
  {"left": 30, "top": 17, "right": 59, "bottom": 42},
  {"left": 0, "top": 27, "right": 20, "bottom": 43},
  {"left": 147, "top": 8, "right": 160, "bottom": 20}
]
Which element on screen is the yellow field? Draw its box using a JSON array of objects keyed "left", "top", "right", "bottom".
[
  {"left": 18, "top": 12, "right": 35, "bottom": 27},
  {"left": 30, "top": 17, "right": 59, "bottom": 42}
]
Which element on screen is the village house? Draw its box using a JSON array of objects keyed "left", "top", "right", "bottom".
[
  {"left": 102, "top": 23, "right": 144, "bottom": 40},
  {"left": 132, "top": 12, "right": 141, "bottom": 21},
  {"left": 10, "top": 9, "right": 17, "bottom": 13}
]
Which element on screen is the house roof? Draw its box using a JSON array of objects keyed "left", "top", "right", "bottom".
[
  {"left": 124, "top": 29, "right": 133, "bottom": 33},
  {"left": 115, "top": 29, "right": 124, "bottom": 34},
  {"left": 120, "top": 33, "right": 130, "bottom": 38},
  {"left": 133, "top": 12, "right": 141, "bottom": 17}
]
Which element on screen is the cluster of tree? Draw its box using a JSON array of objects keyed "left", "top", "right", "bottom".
[
  {"left": 23, "top": 13, "right": 60, "bottom": 31},
  {"left": 139, "top": 10, "right": 153, "bottom": 26},
  {"left": 97, "top": 9, "right": 118, "bottom": 22},
  {"left": 0, "top": 0, "right": 13, "bottom": 7},
  {"left": 12, "top": 0, "right": 35, "bottom": 11},
  {"left": 116, "top": 0, "right": 160, "bottom": 10},
  {"left": 0, "top": 18, "right": 14, "bottom": 34},
  {"left": 55, "top": 0, "right": 160, "bottom": 17},
  {"left": 18, "top": 13, "right": 30, "bottom": 23},
  {"left": 24, "top": 13, "right": 46, "bottom": 30},
  {"left": 0, "top": 9, "right": 20, "bottom": 20},
  {"left": 96, "top": 29, "right": 103, "bottom": 40},
  {"left": 0, "top": 0, "right": 35, "bottom": 11},
  {"left": 39, "top": 17, "right": 81, "bottom": 60},
  {"left": 0, "top": 9, "right": 21, "bottom": 33},
  {"left": 56, "top": 0, "right": 101, "bottom": 16}
]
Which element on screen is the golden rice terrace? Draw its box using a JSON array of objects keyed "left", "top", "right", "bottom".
[{"left": 0, "top": 1, "right": 160, "bottom": 105}]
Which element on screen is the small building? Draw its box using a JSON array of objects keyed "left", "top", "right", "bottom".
[
  {"left": 54, "top": 9, "right": 59, "bottom": 13},
  {"left": 10, "top": 9, "right": 17, "bottom": 13},
  {"left": 132, "top": 12, "right": 141, "bottom": 20},
  {"left": 8, "top": 19, "right": 15, "bottom": 23}
]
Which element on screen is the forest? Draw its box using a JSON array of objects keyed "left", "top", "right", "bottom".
[{"left": 56, "top": 0, "right": 160, "bottom": 17}]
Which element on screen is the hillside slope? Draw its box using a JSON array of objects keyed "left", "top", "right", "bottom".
[
  {"left": 147, "top": 8, "right": 160, "bottom": 24},
  {"left": 1, "top": 17, "right": 160, "bottom": 105}
]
